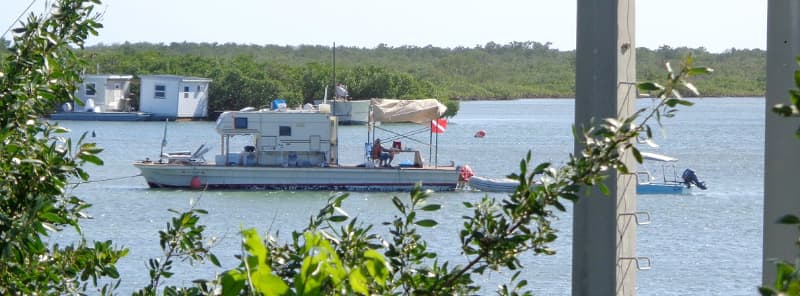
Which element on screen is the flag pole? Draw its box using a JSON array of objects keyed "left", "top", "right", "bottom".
[
  {"left": 159, "top": 118, "right": 168, "bottom": 163},
  {"left": 429, "top": 121, "right": 433, "bottom": 167},
  {"left": 435, "top": 130, "right": 438, "bottom": 168}
]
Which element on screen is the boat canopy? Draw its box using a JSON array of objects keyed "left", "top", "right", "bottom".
[
  {"left": 640, "top": 152, "right": 678, "bottom": 162},
  {"left": 370, "top": 99, "right": 447, "bottom": 124}
]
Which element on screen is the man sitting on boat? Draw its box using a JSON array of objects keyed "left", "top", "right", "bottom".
[{"left": 372, "top": 139, "right": 397, "bottom": 167}]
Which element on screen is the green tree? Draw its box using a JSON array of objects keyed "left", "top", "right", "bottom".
[{"left": 0, "top": 0, "right": 127, "bottom": 294}]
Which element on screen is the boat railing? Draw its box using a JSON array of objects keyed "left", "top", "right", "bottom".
[{"left": 636, "top": 171, "right": 653, "bottom": 184}]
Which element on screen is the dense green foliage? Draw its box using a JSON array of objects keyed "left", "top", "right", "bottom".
[
  {"left": 0, "top": 0, "right": 128, "bottom": 294},
  {"left": 78, "top": 42, "right": 764, "bottom": 111}
]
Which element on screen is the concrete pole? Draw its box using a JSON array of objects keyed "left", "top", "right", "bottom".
[
  {"left": 573, "top": 0, "right": 637, "bottom": 295},
  {"left": 763, "top": 0, "right": 800, "bottom": 286}
]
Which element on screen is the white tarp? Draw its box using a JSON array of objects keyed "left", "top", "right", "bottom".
[{"left": 370, "top": 98, "right": 447, "bottom": 124}]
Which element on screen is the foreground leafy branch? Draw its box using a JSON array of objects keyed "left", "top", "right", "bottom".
[
  {"left": 0, "top": 0, "right": 132, "bottom": 294},
  {"left": 772, "top": 56, "right": 800, "bottom": 138}
]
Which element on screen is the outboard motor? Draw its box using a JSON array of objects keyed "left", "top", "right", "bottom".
[{"left": 681, "top": 168, "right": 707, "bottom": 190}]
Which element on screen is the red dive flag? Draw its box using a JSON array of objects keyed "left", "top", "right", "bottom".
[{"left": 431, "top": 118, "right": 447, "bottom": 134}]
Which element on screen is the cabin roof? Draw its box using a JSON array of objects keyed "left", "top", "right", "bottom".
[
  {"left": 139, "top": 74, "right": 212, "bottom": 83},
  {"left": 82, "top": 74, "right": 134, "bottom": 80}
]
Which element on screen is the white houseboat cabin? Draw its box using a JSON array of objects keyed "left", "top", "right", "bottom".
[
  {"left": 139, "top": 75, "right": 212, "bottom": 120},
  {"left": 73, "top": 74, "right": 133, "bottom": 112}
]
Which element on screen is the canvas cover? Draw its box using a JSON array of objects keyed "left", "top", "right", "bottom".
[{"left": 370, "top": 99, "right": 447, "bottom": 124}]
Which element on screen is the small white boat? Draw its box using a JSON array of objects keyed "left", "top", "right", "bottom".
[
  {"left": 467, "top": 176, "right": 519, "bottom": 192},
  {"left": 466, "top": 152, "right": 707, "bottom": 195},
  {"left": 133, "top": 101, "right": 462, "bottom": 191},
  {"left": 636, "top": 152, "right": 707, "bottom": 195}
]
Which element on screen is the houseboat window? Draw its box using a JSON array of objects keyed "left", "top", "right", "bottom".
[
  {"left": 154, "top": 85, "right": 166, "bottom": 99},
  {"left": 85, "top": 83, "right": 96, "bottom": 96},
  {"left": 234, "top": 117, "right": 247, "bottom": 129},
  {"left": 279, "top": 126, "right": 291, "bottom": 136},
  {"left": 196, "top": 85, "right": 202, "bottom": 92}
]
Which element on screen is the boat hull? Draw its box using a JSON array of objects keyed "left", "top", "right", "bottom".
[
  {"left": 133, "top": 162, "right": 459, "bottom": 192},
  {"left": 50, "top": 111, "right": 152, "bottom": 121},
  {"left": 468, "top": 176, "right": 691, "bottom": 195},
  {"left": 467, "top": 176, "right": 519, "bottom": 192},
  {"left": 636, "top": 183, "right": 689, "bottom": 195}
]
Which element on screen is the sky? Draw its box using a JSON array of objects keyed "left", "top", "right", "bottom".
[{"left": 2, "top": 0, "right": 766, "bottom": 53}]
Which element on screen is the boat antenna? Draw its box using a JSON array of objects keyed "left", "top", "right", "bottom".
[
  {"left": 159, "top": 118, "right": 168, "bottom": 163},
  {"left": 331, "top": 42, "right": 337, "bottom": 115},
  {"left": 332, "top": 42, "right": 336, "bottom": 92}
]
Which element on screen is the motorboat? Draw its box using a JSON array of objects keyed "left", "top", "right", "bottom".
[
  {"left": 636, "top": 152, "right": 707, "bottom": 195},
  {"left": 467, "top": 152, "right": 707, "bottom": 195},
  {"left": 133, "top": 100, "right": 463, "bottom": 191}
]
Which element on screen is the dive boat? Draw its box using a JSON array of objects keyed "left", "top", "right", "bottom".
[
  {"left": 635, "top": 152, "right": 707, "bottom": 194},
  {"left": 467, "top": 152, "right": 707, "bottom": 195},
  {"left": 133, "top": 101, "right": 462, "bottom": 191}
]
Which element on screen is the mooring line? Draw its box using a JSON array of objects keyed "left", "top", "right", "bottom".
[{"left": 70, "top": 173, "right": 142, "bottom": 185}]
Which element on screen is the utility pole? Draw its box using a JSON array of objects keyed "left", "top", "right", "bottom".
[
  {"left": 573, "top": 0, "right": 638, "bottom": 295},
  {"left": 763, "top": 0, "right": 800, "bottom": 285}
]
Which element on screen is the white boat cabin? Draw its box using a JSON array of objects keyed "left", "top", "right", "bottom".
[
  {"left": 73, "top": 74, "right": 134, "bottom": 112},
  {"left": 139, "top": 75, "right": 212, "bottom": 120},
  {"left": 214, "top": 109, "right": 338, "bottom": 167}
]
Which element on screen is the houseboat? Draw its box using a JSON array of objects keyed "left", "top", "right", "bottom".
[{"left": 133, "top": 101, "right": 462, "bottom": 191}]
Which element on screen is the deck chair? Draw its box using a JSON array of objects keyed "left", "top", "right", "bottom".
[{"left": 365, "top": 142, "right": 378, "bottom": 167}]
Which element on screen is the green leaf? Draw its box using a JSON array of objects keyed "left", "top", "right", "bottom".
[
  {"left": 414, "top": 219, "right": 438, "bottom": 227},
  {"left": 598, "top": 182, "right": 609, "bottom": 195},
  {"left": 632, "top": 148, "right": 643, "bottom": 163},
  {"left": 209, "top": 253, "right": 221, "bottom": 267},
  {"left": 348, "top": 269, "right": 368, "bottom": 295},
  {"left": 637, "top": 82, "right": 664, "bottom": 92},
  {"left": 241, "top": 228, "right": 267, "bottom": 265},
  {"left": 78, "top": 154, "right": 104, "bottom": 165},
  {"left": 251, "top": 269, "right": 289, "bottom": 296},
  {"left": 687, "top": 67, "right": 714, "bottom": 76},
  {"left": 795, "top": 69, "right": 800, "bottom": 88},
  {"left": 777, "top": 214, "right": 800, "bottom": 224},
  {"left": 419, "top": 204, "right": 441, "bottom": 211},
  {"left": 329, "top": 215, "right": 348, "bottom": 222},
  {"left": 220, "top": 270, "right": 247, "bottom": 296},
  {"left": 391, "top": 196, "right": 405, "bottom": 214},
  {"left": 758, "top": 286, "right": 777, "bottom": 296},
  {"left": 362, "top": 249, "right": 389, "bottom": 284},
  {"left": 676, "top": 99, "right": 694, "bottom": 106}
]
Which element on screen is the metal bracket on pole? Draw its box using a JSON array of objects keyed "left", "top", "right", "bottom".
[
  {"left": 618, "top": 211, "right": 651, "bottom": 225},
  {"left": 618, "top": 256, "right": 652, "bottom": 271}
]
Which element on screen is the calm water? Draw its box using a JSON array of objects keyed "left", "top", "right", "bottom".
[{"left": 52, "top": 98, "right": 764, "bottom": 295}]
